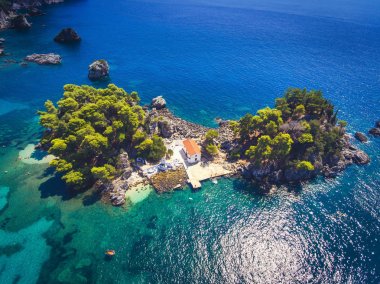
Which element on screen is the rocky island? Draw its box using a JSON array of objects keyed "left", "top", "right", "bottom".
[{"left": 38, "top": 85, "right": 370, "bottom": 205}]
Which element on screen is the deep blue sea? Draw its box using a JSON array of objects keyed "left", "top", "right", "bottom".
[{"left": 0, "top": 0, "right": 379, "bottom": 283}]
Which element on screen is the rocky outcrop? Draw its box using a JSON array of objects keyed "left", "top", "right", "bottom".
[
  {"left": 242, "top": 135, "right": 369, "bottom": 185},
  {"left": 369, "top": 121, "right": 380, "bottom": 137},
  {"left": 88, "top": 59, "right": 109, "bottom": 81},
  {"left": 148, "top": 108, "right": 210, "bottom": 140},
  {"left": 54, "top": 28, "right": 81, "bottom": 43},
  {"left": 117, "top": 151, "right": 133, "bottom": 180},
  {"left": 354, "top": 132, "right": 368, "bottom": 142},
  {"left": 1, "top": 1, "right": 64, "bottom": 30},
  {"left": 151, "top": 96, "right": 166, "bottom": 109},
  {"left": 9, "top": 14, "right": 31, "bottom": 29},
  {"left": 24, "top": 53, "right": 61, "bottom": 64}
]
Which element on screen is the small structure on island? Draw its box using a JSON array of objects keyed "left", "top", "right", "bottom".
[{"left": 183, "top": 139, "right": 201, "bottom": 164}]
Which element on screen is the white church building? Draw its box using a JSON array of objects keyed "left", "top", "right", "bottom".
[{"left": 183, "top": 139, "right": 201, "bottom": 164}]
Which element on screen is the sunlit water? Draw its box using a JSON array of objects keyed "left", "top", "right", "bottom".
[{"left": 0, "top": 0, "right": 379, "bottom": 283}]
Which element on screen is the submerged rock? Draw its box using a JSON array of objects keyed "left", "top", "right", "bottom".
[
  {"left": 151, "top": 96, "right": 166, "bottom": 109},
  {"left": 354, "top": 132, "right": 368, "bottom": 143},
  {"left": 88, "top": 59, "right": 109, "bottom": 81},
  {"left": 369, "top": 127, "right": 380, "bottom": 137},
  {"left": 9, "top": 15, "right": 31, "bottom": 29},
  {"left": 25, "top": 53, "right": 61, "bottom": 65},
  {"left": 368, "top": 121, "right": 380, "bottom": 137},
  {"left": 27, "top": 7, "right": 45, "bottom": 17},
  {"left": 54, "top": 28, "right": 81, "bottom": 43}
]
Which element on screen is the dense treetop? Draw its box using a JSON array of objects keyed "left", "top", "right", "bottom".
[
  {"left": 39, "top": 84, "right": 166, "bottom": 189},
  {"left": 233, "top": 88, "right": 346, "bottom": 172}
]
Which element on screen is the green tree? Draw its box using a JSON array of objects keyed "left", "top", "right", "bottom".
[
  {"left": 205, "top": 144, "right": 219, "bottom": 156},
  {"left": 296, "top": 161, "right": 315, "bottom": 171},
  {"left": 298, "top": 133, "right": 313, "bottom": 144},
  {"left": 39, "top": 84, "right": 147, "bottom": 189},
  {"left": 91, "top": 164, "right": 116, "bottom": 181},
  {"left": 205, "top": 129, "right": 219, "bottom": 142}
]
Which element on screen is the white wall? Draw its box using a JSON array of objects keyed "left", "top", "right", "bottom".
[{"left": 187, "top": 153, "right": 201, "bottom": 164}]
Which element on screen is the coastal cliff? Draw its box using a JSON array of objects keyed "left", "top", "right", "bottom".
[{"left": 0, "top": 0, "right": 63, "bottom": 29}]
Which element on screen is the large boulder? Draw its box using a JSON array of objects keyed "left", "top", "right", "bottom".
[
  {"left": 88, "top": 60, "right": 109, "bottom": 81},
  {"left": 158, "top": 120, "right": 173, "bottom": 138},
  {"left": 54, "top": 28, "right": 81, "bottom": 43},
  {"left": 352, "top": 150, "right": 370, "bottom": 165},
  {"left": 151, "top": 96, "right": 166, "bottom": 109},
  {"left": 24, "top": 53, "right": 61, "bottom": 65},
  {"left": 354, "top": 132, "right": 368, "bottom": 143},
  {"left": 9, "top": 15, "right": 31, "bottom": 29}
]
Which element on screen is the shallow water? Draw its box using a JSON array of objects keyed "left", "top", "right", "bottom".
[{"left": 0, "top": 0, "right": 379, "bottom": 283}]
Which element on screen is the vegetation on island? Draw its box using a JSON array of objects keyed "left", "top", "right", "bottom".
[
  {"left": 204, "top": 129, "right": 219, "bottom": 156},
  {"left": 231, "top": 88, "right": 347, "bottom": 176},
  {"left": 38, "top": 84, "right": 166, "bottom": 189}
]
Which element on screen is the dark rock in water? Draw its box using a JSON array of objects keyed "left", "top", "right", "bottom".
[
  {"left": 151, "top": 96, "right": 166, "bottom": 109},
  {"left": 354, "top": 132, "right": 368, "bottom": 142},
  {"left": 376, "top": 120, "right": 380, "bottom": 128},
  {"left": 25, "top": 53, "right": 61, "bottom": 65},
  {"left": 9, "top": 15, "right": 31, "bottom": 29},
  {"left": 88, "top": 59, "right": 109, "bottom": 81},
  {"left": 0, "top": 48, "right": 4, "bottom": 56},
  {"left": 0, "top": 38, "right": 5, "bottom": 45},
  {"left": 54, "top": 28, "right": 81, "bottom": 43},
  {"left": 369, "top": 127, "right": 380, "bottom": 137}
]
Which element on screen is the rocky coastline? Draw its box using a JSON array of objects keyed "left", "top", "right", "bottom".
[
  {"left": 0, "top": 0, "right": 63, "bottom": 30},
  {"left": 96, "top": 96, "right": 371, "bottom": 206}
]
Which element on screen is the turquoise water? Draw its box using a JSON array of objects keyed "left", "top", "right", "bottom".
[{"left": 0, "top": 0, "right": 379, "bottom": 282}]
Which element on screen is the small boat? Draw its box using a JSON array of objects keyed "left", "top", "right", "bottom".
[
  {"left": 105, "top": 250, "right": 115, "bottom": 256},
  {"left": 189, "top": 197, "right": 193, "bottom": 200},
  {"left": 211, "top": 178, "right": 218, "bottom": 184}
]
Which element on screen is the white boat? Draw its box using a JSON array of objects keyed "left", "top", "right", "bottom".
[{"left": 211, "top": 178, "right": 218, "bottom": 184}]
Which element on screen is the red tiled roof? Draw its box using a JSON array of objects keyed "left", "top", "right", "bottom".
[{"left": 183, "top": 139, "right": 201, "bottom": 156}]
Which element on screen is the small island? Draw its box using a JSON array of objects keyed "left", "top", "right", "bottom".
[{"left": 38, "top": 84, "right": 370, "bottom": 205}]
